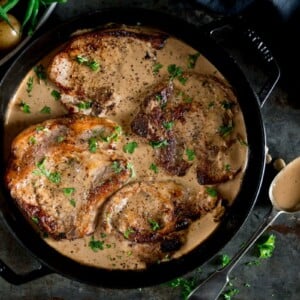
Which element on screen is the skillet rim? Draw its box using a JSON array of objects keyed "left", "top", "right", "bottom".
[{"left": 0, "top": 7, "right": 266, "bottom": 288}]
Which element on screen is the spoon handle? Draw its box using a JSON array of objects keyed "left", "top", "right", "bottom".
[{"left": 188, "top": 207, "right": 283, "bottom": 300}]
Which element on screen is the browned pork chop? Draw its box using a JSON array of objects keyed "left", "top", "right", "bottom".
[
  {"left": 5, "top": 115, "right": 131, "bottom": 239},
  {"left": 131, "top": 73, "right": 248, "bottom": 184},
  {"left": 48, "top": 27, "right": 168, "bottom": 116},
  {"left": 101, "top": 180, "right": 225, "bottom": 264}
]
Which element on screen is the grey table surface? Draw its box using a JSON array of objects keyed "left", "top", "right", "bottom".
[{"left": 0, "top": 1, "right": 299, "bottom": 299}]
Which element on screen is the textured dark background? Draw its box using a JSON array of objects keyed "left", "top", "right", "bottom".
[{"left": 0, "top": 1, "right": 299, "bottom": 299}]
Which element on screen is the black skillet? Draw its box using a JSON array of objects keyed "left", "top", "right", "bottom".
[{"left": 0, "top": 8, "right": 279, "bottom": 288}]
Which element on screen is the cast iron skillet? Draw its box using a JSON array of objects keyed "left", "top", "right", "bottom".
[{"left": 0, "top": 8, "right": 279, "bottom": 288}]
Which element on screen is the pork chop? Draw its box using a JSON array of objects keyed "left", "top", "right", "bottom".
[
  {"left": 131, "top": 73, "right": 248, "bottom": 184},
  {"left": 48, "top": 27, "right": 169, "bottom": 116},
  {"left": 5, "top": 115, "right": 131, "bottom": 239},
  {"left": 100, "top": 180, "right": 225, "bottom": 264}
]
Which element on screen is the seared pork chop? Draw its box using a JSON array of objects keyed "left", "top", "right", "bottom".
[
  {"left": 131, "top": 73, "right": 247, "bottom": 184},
  {"left": 48, "top": 27, "right": 168, "bottom": 116},
  {"left": 5, "top": 115, "right": 131, "bottom": 239},
  {"left": 101, "top": 180, "right": 225, "bottom": 264}
]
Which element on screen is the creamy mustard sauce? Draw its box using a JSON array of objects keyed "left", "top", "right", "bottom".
[{"left": 4, "top": 29, "right": 248, "bottom": 270}]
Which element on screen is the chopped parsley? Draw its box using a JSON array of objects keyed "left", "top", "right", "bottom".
[
  {"left": 76, "top": 101, "right": 92, "bottom": 110},
  {"left": 222, "top": 283, "right": 239, "bottom": 300},
  {"left": 123, "top": 141, "right": 138, "bottom": 154},
  {"left": 69, "top": 199, "right": 76, "bottom": 207},
  {"left": 33, "top": 157, "right": 61, "bottom": 184},
  {"left": 126, "top": 162, "right": 136, "bottom": 178},
  {"left": 124, "top": 227, "right": 135, "bottom": 239},
  {"left": 19, "top": 101, "right": 31, "bottom": 113},
  {"left": 219, "top": 124, "right": 234, "bottom": 137},
  {"left": 148, "top": 219, "right": 160, "bottom": 231},
  {"left": 88, "top": 137, "right": 98, "bottom": 153},
  {"left": 219, "top": 254, "right": 231, "bottom": 267},
  {"left": 28, "top": 136, "right": 36, "bottom": 145},
  {"left": 88, "top": 236, "right": 104, "bottom": 252},
  {"left": 155, "top": 94, "right": 163, "bottom": 102},
  {"left": 149, "top": 163, "right": 158, "bottom": 174},
  {"left": 51, "top": 90, "right": 61, "bottom": 101},
  {"left": 63, "top": 187, "right": 75, "bottom": 196},
  {"left": 221, "top": 100, "right": 235, "bottom": 110},
  {"left": 167, "top": 64, "right": 187, "bottom": 85},
  {"left": 26, "top": 76, "right": 34, "bottom": 94},
  {"left": 34, "top": 64, "right": 47, "bottom": 83},
  {"left": 238, "top": 136, "right": 248, "bottom": 146},
  {"left": 111, "top": 161, "right": 123, "bottom": 173},
  {"left": 99, "top": 126, "right": 122, "bottom": 143},
  {"left": 31, "top": 216, "right": 39, "bottom": 224},
  {"left": 187, "top": 52, "right": 200, "bottom": 69},
  {"left": 149, "top": 140, "right": 168, "bottom": 149},
  {"left": 206, "top": 187, "right": 218, "bottom": 197},
  {"left": 153, "top": 62, "right": 163, "bottom": 75},
  {"left": 257, "top": 234, "right": 276, "bottom": 259},
  {"left": 163, "top": 121, "right": 174, "bottom": 130},
  {"left": 75, "top": 55, "right": 100, "bottom": 71},
  {"left": 56, "top": 136, "right": 65, "bottom": 143},
  {"left": 40, "top": 106, "right": 51, "bottom": 114},
  {"left": 225, "top": 164, "right": 231, "bottom": 172},
  {"left": 185, "top": 148, "right": 195, "bottom": 161},
  {"left": 168, "top": 277, "right": 196, "bottom": 300}
]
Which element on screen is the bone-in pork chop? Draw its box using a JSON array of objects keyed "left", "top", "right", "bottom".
[
  {"left": 5, "top": 115, "right": 131, "bottom": 239},
  {"left": 131, "top": 73, "right": 248, "bottom": 184},
  {"left": 48, "top": 27, "right": 168, "bottom": 116}
]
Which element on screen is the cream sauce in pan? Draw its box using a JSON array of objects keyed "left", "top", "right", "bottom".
[{"left": 4, "top": 28, "right": 248, "bottom": 269}]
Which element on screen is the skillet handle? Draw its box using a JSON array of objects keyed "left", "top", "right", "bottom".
[
  {"left": 0, "top": 259, "right": 52, "bottom": 285},
  {"left": 203, "top": 18, "right": 280, "bottom": 107}
]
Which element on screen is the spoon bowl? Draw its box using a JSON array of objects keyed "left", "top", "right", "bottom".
[{"left": 188, "top": 156, "right": 300, "bottom": 300}]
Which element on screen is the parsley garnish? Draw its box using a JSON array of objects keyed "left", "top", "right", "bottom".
[
  {"left": 168, "top": 277, "right": 196, "bottom": 300},
  {"left": 186, "top": 148, "right": 195, "bottom": 161},
  {"left": 28, "top": 136, "right": 36, "bottom": 145},
  {"left": 111, "top": 161, "right": 123, "bottom": 173},
  {"left": 153, "top": 62, "right": 163, "bottom": 75},
  {"left": 225, "top": 164, "right": 231, "bottom": 172},
  {"left": 123, "top": 141, "right": 138, "bottom": 154},
  {"left": 40, "top": 106, "right": 51, "bottom": 114},
  {"left": 31, "top": 216, "right": 39, "bottom": 224},
  {"left": 56, "top": 136, "right": 65, "bottom": 143},
  {"left": 221, "top": 100, "right": 235, "bottom": 110},
  {"left": 149, "top": 163, "right": 158, "bottom": 174},
  {"left": 48, "top": 172, "right": 61, "bottom": 184},
  {"left": 99, "top": 126, "right": 122, "bottom": 143},
  {"left": 75, "top": 55, "right": 100, "bottom": 71},
  {"left": 51, "top": 90, "right": 61, "bottom": 101},
  {"left": 148, "top": 219, "right": 160, "bottom": 231},
  {"left": 149, "top": 140, "right": 168, "bottom": 149},
  {"left": 69, "top": 199, "right": 76, "bottom": 207},
  {"left": 219, "top": 124, "right": 234, "bottom": 137},
  {"left": 76, "top": 101, "right": 92, "bottom": 110},
  {"left": 34, "top": 64, "right": 47, "bottom": 83},
  {"left": 219, "top": 254, "right": 231, "bottom": 267},
  {"left": 34, "top": 157, "right": 61, "bottom": 184},
  {"left": 26, "top": 76, "right": 34, "bottom": 94},
  {"left": 257, "top": 234, "right": 276, "bottom": 259},
  {"left": 187, "top": 52, "right": 200, "bottom": 69},
  {"left": 89, "top": 236, "right": 104, "bottom": 252},
  {"left": 222, "top": 283, "right": 239, "bottom": 300},
  {"left": 63, "top": 187, "right": 75, "bottom": 196},
  {"left": 19, "top": 101, "right": 31, "bottom": 113},
  {"left": 126, "top": 162, "right": 136, "bottom": 178},
  {"left": 88, "top": 137, "right": 98, "bottom": 153},
  {"left": 124, "top": 228, "right": 135, "bottom": 239},
  {"left": 167, "top": 64, "right": 187, "bottom": 85},
  {"left": 163, "top": 121, "right": 174, "bottom": 130},
  {"left": 206, "top": 187, "right": 218, "bottom": 197}
]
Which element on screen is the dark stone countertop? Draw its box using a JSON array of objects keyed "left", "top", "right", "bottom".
[{"left": 0, "top": 1, "right": 299, "bottom": 299}]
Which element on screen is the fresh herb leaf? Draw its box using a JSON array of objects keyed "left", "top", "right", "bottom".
[
  {"left": 222, "top": 284, "right": 239, "bottom": 300},
  {"left": 168, "top": 277, "right": 196, "bottom": 300},
  {"left": 26, "top": 76, "right": 34, "bottom": 94},
  {"left": 257, "top": 234, "right": 276, "bottom": 259},
  {"left": 63, "top": 187, "right": 75, "bottom": 196},
  {"left": 186, "top": 148, "right": 195, "bottom": 161},
  {"left": 123, "top": 141, "right": 138, "bottom": 154},
  {"left": 40, "top": 106, "right": 51, "bottom": 114},
  {"left": 51, "top": 90, "right": 61, "bottom": 101},
  {"left": 221, "top": 100, "right": 235, "bottom": 110},
  {"left": 69, "top": 199, "right": 76, "bottom": 207},
  {"left": 225, "top": 164, "right": 231, "bottom": 172},
  {"left": 149, "top": 163, "right": 158, "bottom": 174},
  {"left": 149, "top": 140, "right": 168, "bottom": 149},
  {"left": 34, "top": 157, "right": 61, "bottom": 184},
  {"left": 31, "top": 216, "right": 39, "bottom": 224},
  {"left": 238, "top": 136, "right": 248, "bottom": 146},
  {"left": 48, "top": 172, "right": 61, "bottom": 184},
  {"left": 99, "top": 126, "right": 122, "bottom": 143},
  {"left": 187, "top": 52, "right": 200, "bottom": 69},
  {"left": 167, "top": 64, "right": 187, "bottom": 85},
  {"left": 126, "top": 162, "right": 136, "bottom": 178},
  {"left": 56, "top": 135, "right": 65, "bottom": 143},
  {"left": 111, "top": 161, "right": 123, "bottom": 173},
  {"left": 76, "top": 101, "right": 92, "bottom": 110},
  {"left": 206, "top": 187, "right": 218, "bottom": 197},
  {"left": 88, "top": 137, "right": 97, "bottom": 153},
  {"left": 19, "top": 101, "right": 31, "bottom": 113},
  {"left": 153, "top": 62, "right": 163, "bottom": 75},
  {"left": 75, "top": 55, "right": 100, "bottom": 71},
  {"left": 28, "top": 136, "right": 36, "bottom": 145},
  {"left": 89, "top": 236, "right": 104, "bottom": 252},
  {"left": 219, "top": 254, "right": 231, "bottom": 267},
  {"left": 219, "top": 124, "right": 234, "bottom": 137},
  {"left": 148, "top": 219, "right": 160, "bottom": 231},
  {"left": 34, "top": 64, "right": 47, "bottom": 83},
  {"left": 163, "top": 121, "right": 174, "bottom": 130},
  {"left": 124, "top": 227, "right": 135, "bottom": 239}
]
